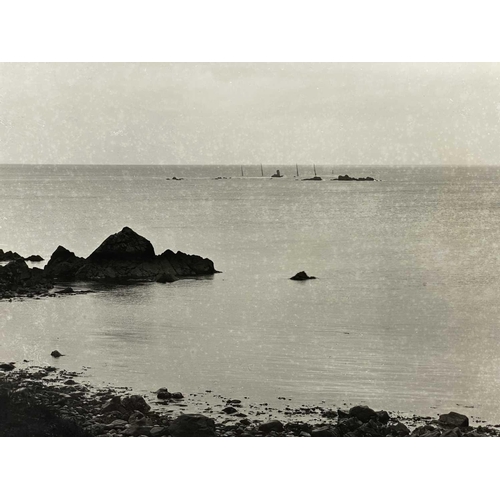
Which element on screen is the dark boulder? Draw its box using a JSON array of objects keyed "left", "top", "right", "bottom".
[
  {"left": 0, "top": 362, "right": 15, "bottom": 371},
  {"left": 0, "top": 249, "right": 24, "bottom": 261},
  {"left": 50, "top": 350, "right": 63, "bottom": 358},
  {"left": 156, "top": 388, "right": 172, "bottom": 400},
  {"left": 121, "top": 395, "right": 151, "bottom": 414},
  {"left": 387, "top": 421, "right": 411, "bottom": 436},
  {"left": 311, "top": 425, "right": 338, "bottom": 437},
  {"left": 88, "top": 227, "right": 155, "bottom": 262},
  {"left": 290, "top": 271, "right": 316, "bottom": 281},
  {"left": 25, "top": 255, "right": 44, "bottom": 262},
  {"left": 168, "top": 414, "right": 216, "bottom": 437},
  {"left": 258, "top": 420, "right": 284, "bottom": 435},
  {"left": 222, "top": 406, "right": 238, "bottom": 415},
  {"left": 376, "top": 410, "right": 390, "bottom": 425},
  {"left": 0, "top": 259, "right": 32, "bottom": 284},
  {"left": 44, "top": 246, "right": 85, "bottom": 279},
  {"left": 349, "top": 405, "right": 378, "bottom": 423},
  {"left": 101, "top": 396, "right": 128, "bottom": 415},
  {"left": 438, "top": 412, "right": 469, "bottom": 428}
]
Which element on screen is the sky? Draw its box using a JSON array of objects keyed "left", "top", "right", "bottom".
[{"left": 1, "top": 62, "right": 500, "bottom": 165}]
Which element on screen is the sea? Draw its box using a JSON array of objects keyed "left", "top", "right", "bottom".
[{"left": 1, "top": 164, "right": 500, "bottom": 423}]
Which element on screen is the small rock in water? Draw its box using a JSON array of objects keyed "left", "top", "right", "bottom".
[
  {"left": 0, "top": 362, "right": 16, "bottom": 371},
  {"left": 290, "top": 271, "right": 316, "bottom": 281},
  {"left": 222, "top": 406, "right": 238, "bottom": 415},
  {"left": 51, "top": 350, "right": 64, "bottom": 358}
]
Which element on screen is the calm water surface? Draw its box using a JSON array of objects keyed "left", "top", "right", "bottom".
[{"left": 1, "top": 165, "right": 500, "bottom": 422}]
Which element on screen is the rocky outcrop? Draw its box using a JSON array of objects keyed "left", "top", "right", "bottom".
[
  {"left": 87, "top": 227, "right": 155, "bottom": 262},
  {"left": 43, "top": 246, "right": 85, "bottom": 280},
  {"left": 0, "top": 249, "right": 24, "bottom": 261},
  {"left": 290, "top": 271, "right": 316, "bottom": 281},
  {"left": 44, "top": 227, "right": 218, "bottom": 282},
  {"left": 0, "top": 259, "right": 53, "bottom": 299},
  {"left": 25, "top": 255, "right": 44, "bottom": 262},
  {"left": 333, "top": 174, "right": 376, "bottom": 181}
]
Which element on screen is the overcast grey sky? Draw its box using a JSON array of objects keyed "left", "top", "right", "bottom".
[{"left": 1, "top": 62, "right": 500, "bottom": 165}]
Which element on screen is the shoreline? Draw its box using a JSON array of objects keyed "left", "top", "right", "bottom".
[{"left": 1, "top": 362, "right": 498, "bottom": 437}]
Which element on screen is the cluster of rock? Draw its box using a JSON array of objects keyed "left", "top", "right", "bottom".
[
  {"left": 0, "top": 249, "right": 44, "bottom": 262},
  {"left": 333, "top": 175, "right": 376, "bottom": 181},
  {"left": 1, "top": 227, "right": 218, "bottom": 300},
  {"left": 44, "top": 226, "right": 217, "bottom": 282},
  {"left": 1, "top": 364, "right": 496, "bottom": 437},
  {"left": 0, "top": 259, "right": 54, "bottom": 300}
]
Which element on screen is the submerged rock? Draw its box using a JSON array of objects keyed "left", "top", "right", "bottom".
[{"left": 290, "top": 271, "right": 316, "bottom": 281}]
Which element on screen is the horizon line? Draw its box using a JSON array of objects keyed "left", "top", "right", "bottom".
[{"left": 1, "top": 163, "right": 499, "bottom": 168}]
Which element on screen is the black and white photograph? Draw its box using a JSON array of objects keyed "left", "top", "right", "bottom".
[{"left": 1, "top": 1, "right": 499, "bottom": 497}]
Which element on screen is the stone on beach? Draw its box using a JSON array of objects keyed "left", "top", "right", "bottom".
[
  {"left": 349, "top": 405, "right": 378, "bottom": 423},
  {"left": 168, "top": 414, "right": 216, "bottom": 437},
  {"left": 438, "top": 412, "right": 469, "bottom": 428},
  {"left": 258, "top": 420, "right": 284, "bottom": 435}
]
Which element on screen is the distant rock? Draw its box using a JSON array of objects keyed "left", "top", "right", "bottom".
[
  {"left": 438, "top": 412, "right": 469, "bottom": 428},
  {"left": 0, "top": 362, "right": 15, "bottom": 371},
  {"left": 302, "top": 176, "right": 323, "bottom": 181},
  {"left": 168, "top": 414, "right": 216, "bottom": 437},
  {"left": 333, "top": 174, "right": 376, "bottom": 181},
  {"left": 290, "top": 271, "right": 316, "bottom": 281},
  {"left": 25, "top": 255, "right": 44, "bottom": 262},
  {"left": 0, "top": 249, "right": 24, "bottom": 261},
  {"left": 50, "top": 350, "right": 64, "bottom": 358}
]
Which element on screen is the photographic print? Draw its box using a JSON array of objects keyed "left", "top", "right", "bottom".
[{"left": 1, "top": 62, "right": 500, "bottom": 439}]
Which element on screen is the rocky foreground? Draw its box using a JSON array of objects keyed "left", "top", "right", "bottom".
[
  {"left": 0, "top": 363, "right": 498, "bottom": 437},
  {"left": 0, "top": 227, "right": 218, "bottom": 300}
]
